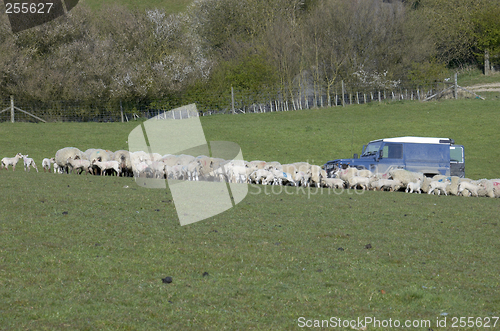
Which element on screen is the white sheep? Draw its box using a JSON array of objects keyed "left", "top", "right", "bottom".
[
  {"left": 42, "top": 157, "right": 55, "bottom": 172},
  {"left": 428, "top": 180, "right": 450, "bottom": 196},
  {"left": 320, "top": 177, "right": 344, "bottom": 189},
  {"left": 113, "top": 150, "right": 132, "bottom": 177},
  {"left": 268, "top": 167, "right": 295, "bottom": 186},
  {"left": 249, "top": 169, "right": 271, "bottom": 185},
  {"left": 92, "top": 160, "right": 120, "bottom": 176},
  {"left": 371, "top": 179, "right": 402, "bottom": 192},
  {"left": 55, "top": 147, "right": 83, "bottom": 174},
  {"left": 458, "top": 181, "right": 480, "bottom": 197},
  {"left": 348, "top": 176, "right": 370, "bottom": 190},
  {"left": 405, "top": 180, "right": 422, "bottom": 194},
  {"left": 67, "top": 157, "right": 91, "bottom": 175},
  {"left": 22, "top": 155, "right": 38, "bottom": 172},
  {"left": 308, "top": 165, "right": 324, "bottom": 188},
  {"left": 1, "top": 153, "right": 23, "bottom": 171},
  {"left": 389, "top": 169, "right": 423, "bottom": 187}
]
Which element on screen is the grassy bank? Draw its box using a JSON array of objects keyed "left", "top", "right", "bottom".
[{"left": 1, "top": 98, "right": 499, "bottom": 329}]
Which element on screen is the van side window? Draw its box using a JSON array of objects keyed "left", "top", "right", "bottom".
[
  {"left": 382, "top": 144, "right": 403, "bottom": 159},
  {"left": 450, "top": 146, "right": 464, "bottom": 163}
]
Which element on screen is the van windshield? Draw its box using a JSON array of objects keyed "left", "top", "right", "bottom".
[{"left": 361, "top": 141, "right": 382, "bottom": 157}]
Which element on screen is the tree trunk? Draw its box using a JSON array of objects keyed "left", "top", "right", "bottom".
[{"left": 484, "top": 49, "right": 491, "bottom": 76}]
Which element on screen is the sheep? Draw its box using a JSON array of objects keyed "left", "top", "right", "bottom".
[
  {"left": 248, "top": 160, "right": 267, "bottom": 171},
  {"left": 22, "top": 155, "right": 38, "bottom": 172},
  {"left": 458, "top": 181, "right": 480, "bottom": 197},
  {"left": 184, "top": 159, "right": 202, "bottom": 181},
  {"left": 67, "top": 156, "right": 91, "bottom": 175},
  {"left": 272, "top": 170, "right": 296, "bottom": 186},
  {"left": 282, "top": 164, "right": 298, "bottom": 176},
  {"left": 42, "top": 157, "right": 55, "bottom": 172},
  {"left": 449, "top": 176, "right": 461, "bottom": 196},
  {"left": 113, "top": 150, "right": 132, "bottom": 177},
  {"left": 53, "top": 163, "right": 63, "bottom": 174},
  {"left": 55, "top": 147, "right": 83, "bottom": 174},
  {"left": 1, "top": 153, "right": 23, "bottom": 171},
  {"left": 428, "top": 180, "right": 450, "bottom": 196},
  {"left": 309, "top": 165, "right": 323, "bottom": 188},
  {"left": 336, "top": 167, "right": 358, "bottom": 182},
  {"left": 357, "top": 169, "right": 374, "bottom": 178},
  {"left": 133, "top": 161, "right": 149, "bottom": 177},
  {"left": 320, "top": 177, "right": 344, "bottom": 189},
  {"left": 348, "top": 176, "right": 370, "bottom": 190},
  {"left": 389, "top": 169, "right": 423, "bottom": 186},
  {"left": 293, "top": 170, "right": 310, "bottom": 187},
  {"left": 92, "top": 160, "right": 120, "bottom": 176},
  {"left": 371, "top": 179, "right": 402, "bottom": 192},
  {"left": 405, "top": 180, "right": 422, "bottom": 194},
  {"left": 147, "top": 161, "right": 166, "bottom": 179},
  {"left": 249, "top": 169, "right": 271, "bottom": 185}
]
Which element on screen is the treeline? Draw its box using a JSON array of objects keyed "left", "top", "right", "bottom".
[{"left": 0, "top": 0, "right": 498, "bottom": 109}]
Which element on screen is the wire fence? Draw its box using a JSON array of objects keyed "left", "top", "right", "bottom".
[{"left": 0, "top": 81, "right": 460, "bottom": 123}]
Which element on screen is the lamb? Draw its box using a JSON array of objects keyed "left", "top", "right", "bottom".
[
  {"left": 293, "top": 170, "right": 310, "bottom": 187},
  {"left": 458, "top": 181, "right": 480, "bottom": 197},
  {"left": 249, "top": 169, "right": 272, "bottom": 185},
  {"left": 320, "top": 177, "right": 344, "bottom": 189},
  {"left": 113, "top": 150, "right": 132, "bottom": 177},
  {"left": 336, "top": 167, "right": 359, "bottom": 182},
  {"left": 371, "top": 179, "right": 402, "bottom": 192},
  {"left": 55, "top": 147, "right": 83, "bottom": 174},
  {"left": 42, "top": 157, "right": 55, "bottom": 172},
  {"left": 389, "top": 169, "right": 423, "bottom": 187},
  {"left": 405, "top": 180, "right": 422, "bottom": 194},
  {"left": 92, "top": 160, "right": 120, "bottom": 176},
  {"left": 1, "top": 153, "right": 23, "bottom": 171},
  {"left": 348, "top": 176, "right": 370, "bottom": 190},
  {"left": 22, "top": 155, "right": 38, "bottom": 172},
  {"left": 67, "top": 156, "right": 91, "bottom": 175},
  {"left": 184, "top": 159, "right": 202, "bottom": 181},
  {"left": 428, "top": 180, "right": 450, "bottom": 196},
  {"left": 272, "top": 170, "right": 296, "bottom": 186},
  {"left": 309, "top": 165, "right": 323, "bottom": 188}
]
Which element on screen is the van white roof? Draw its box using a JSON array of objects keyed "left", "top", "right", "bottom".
[{"left": 370, "top": 136, "right": 454, "bottom": 144}]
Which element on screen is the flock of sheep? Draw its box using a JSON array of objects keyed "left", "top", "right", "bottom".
[{"left": 1, "top": 147, "right": 499, "bottom": 198}]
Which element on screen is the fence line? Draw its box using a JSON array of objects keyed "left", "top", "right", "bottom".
[{"left": 0, "top": 80, "right": 465, "bottom": 123}]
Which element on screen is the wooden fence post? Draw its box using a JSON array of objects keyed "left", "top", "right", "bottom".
[{"left": 10, "top": 95, "right": 14, "bottom": 123}]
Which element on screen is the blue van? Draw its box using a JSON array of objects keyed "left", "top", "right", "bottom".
[{"left": 324, "top": 136, "right": 465, "bottom": 178}]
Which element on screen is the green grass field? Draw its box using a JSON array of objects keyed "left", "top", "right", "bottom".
[{"left": 1, "top": 98, "right": 500, "bottom": 329}]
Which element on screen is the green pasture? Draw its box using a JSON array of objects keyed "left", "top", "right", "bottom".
[{"left": 1, "top": 98, "right": 500, "bottom": 330}]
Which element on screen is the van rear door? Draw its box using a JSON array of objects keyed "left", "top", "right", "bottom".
[{"left": 450, "top": 145, "right": 465, "bottom": 178}]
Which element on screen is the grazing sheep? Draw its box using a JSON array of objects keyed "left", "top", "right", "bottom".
[
  {"left": 371, "top": 179, "right": 402, "bottom": 192},
  {"left": 249, "top": 169, "right": 272, "bottom": 185},
  {"left": 1, "top": 153, "right": 23, "bottom": 171},
  {"left": 55, "top": 147, "right": 83, "bottom": 174},
  {"left": 336, "top": 167, "right": 358, "bottom": 182},
  {"left": 273, "top": 170, "right": 296, "bottom": 186},
  {"left": 92, "top": 160, "right": 120, "bottom": 176},
  {"left": 428, "top": 180, "right": 450, "bottom": 196},
  {"left": 113, "top": 150, "right": 132, "bottom": 177},
  {"left": 458, "top": 181, "right": 480, "bottom": 197},
  {"left": 320, "top": 177, "right": 344, "bottom": 189},
  {"left": 357, "top": 169, "right": 374, "bottom": 178},
  {"left": 309, "top": 165, "right": 323, "bottom": 188},
  {"left": 405, "top": 180, "right": 422, "bottom": 194},
  {"left": 42, "top": 157, "right": 55, "bottom": 172},
  {"left": 389, "top": 169, "right": 423, "bottom": 186},
  {"left": 67, "top": 156, "right": 91, "bottom": 175},
  {"left": 22, "top": 155, "right": 38, "bottom": 172},
  {"left": 348, "top": 176, "right": 370, "bottom": 190}
]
